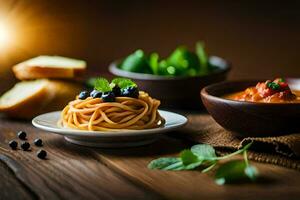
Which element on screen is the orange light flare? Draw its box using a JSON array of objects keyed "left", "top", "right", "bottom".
[{"left": 0, "top": 20, "right": 15, "bottom": 51}]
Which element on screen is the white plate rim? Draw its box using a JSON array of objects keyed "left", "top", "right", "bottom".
[{"left": 32, "top": 110, "right": 188, "bottom": 137}]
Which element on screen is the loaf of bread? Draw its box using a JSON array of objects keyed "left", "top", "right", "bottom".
[
  {"left": 0, "top": 79, "right": 82, "bottom": 119},
  {"left": 12, "top": 56, "right": 86, "bottom": 80}
]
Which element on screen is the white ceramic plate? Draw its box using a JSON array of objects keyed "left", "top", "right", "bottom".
[{"left": 32, "top": 110, "right": 188, "bottom": 148}]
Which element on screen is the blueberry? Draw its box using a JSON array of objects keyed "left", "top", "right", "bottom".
[
  {"left": 37, "top": 150, "right": 47, "bottom": 159},
  {"left": 78, "top": 91, "right": 89, "bottom": 100},
  {"left": 90, "top": 90, "right": 102, "bottom": 98},
  {"left": 21, "top": 142, "right": 30, "bottom": 151},
  {"left": 101, "top": 91, "right": 115, "bottom": 102},
  {"left": 112, "top": 86, "right": 121, "bottom": 96},
  {"left": 9, "top": 140, "right": 18, "bottom": 149},
  {"left": 121, "top": 87, "right": 139, "bottom": 98},
  {"left": 17, "top": 131, "right": 27, "bottom": 140},
  {"left": 34, "top": 138, "right": 43, "bottom": 146}
]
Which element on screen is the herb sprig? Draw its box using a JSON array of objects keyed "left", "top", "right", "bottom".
[
  {"left": 87, "top": 77, "right": 137, "bottom": 92},
  {"left": 266, "top": 82, "right": 280, "bottom": 90},
  {"left": 94, "top": 78, "right": 112, "bottom": 92},
  {"left": 148, "top": 142, "right": 258, "bottom": 185},
  {"left": 111, "top": 78, "right": 137, "bottom": 89}
]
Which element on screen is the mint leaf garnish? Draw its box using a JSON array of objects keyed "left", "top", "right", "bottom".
[
  {"left": 191, "top": 144, "right": 217, "bottom": 160},
  {"left": 244, "top": 165, "right": 258, "bottom": 181},
  {"left": 180, "top": 150, "right": 200, "bottom": 165},
  {"left": 214, "top": 160, "right": 258, "bottom": 185},
  {"left": 94, "top": 78, "right": 112, "bottom": 92},
  {"left": 148, "top": 142, "right": 258, "bottom": 185},
  {"left": 111, "top": 78, "right": 137, "bottom": 89},
  {"left": 201, "top": 162, "right": 217, "bottom": 173},
  {"left": 148, "top": 157, "right": 181, "bottom": 170}
]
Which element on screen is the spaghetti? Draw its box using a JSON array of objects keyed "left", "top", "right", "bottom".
[{"left": 59, "top": 91, "right": 165, "bottom": 131}]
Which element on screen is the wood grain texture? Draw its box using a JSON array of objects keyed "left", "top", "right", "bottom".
[
  {"left": 0, "top": 160, "right": 37, "bottom": 200},
  {"left": 0, "top": 115, "right": 163, "bottom": 200},
  {"left": 1, "top": 113, "right": 300, "bottom": 200},
  {"left": 96, "top": 137, "right": 300, "bottom": 200}
]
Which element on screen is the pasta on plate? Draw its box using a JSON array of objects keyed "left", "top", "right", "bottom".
[{"left": 59, "top": 91, "right": 165, "bottom": 131}]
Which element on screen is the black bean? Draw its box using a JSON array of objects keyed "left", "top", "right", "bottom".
[
  {"left": 20, "top": 142, "right": 30, "bottom": 151},
  {"left": 37, "top": 150, "right": 47, "bottom": 159},
  {"left": 34, "top": 138, "right": 43, "bottom": 147},
  {"left": 9, "top": 140, "right": 18, "bottom": 149},
  {"left": 17, "top": 131, "right": 27, "bottom": 140}
]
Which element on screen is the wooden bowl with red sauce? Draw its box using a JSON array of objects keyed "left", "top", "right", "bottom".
[{"left": 201, "top": 78, "right": 300, "bottom": 137}]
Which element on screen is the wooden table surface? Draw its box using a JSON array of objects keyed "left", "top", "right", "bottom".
[{"left": 1, "top": 112, "right": 300, "bottom": 200}]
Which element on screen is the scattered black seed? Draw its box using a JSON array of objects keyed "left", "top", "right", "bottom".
[
  {"left": 9, "top": 140, "right": 18, "bottom": 149},
  {"left": 90, "top": 90, "right": 102, "bottom": 98},
  {"left": 37, "top": 150, "right": 47, "bottom": 159},
  {"left": 101, "top": 91, "right": 115, "bottom": 102},
  {"left": 34, "top": 138, "right": 43, "bottom": 146},
  {"left": 17, "top": 131, "right": 27, "bottom": 140},
  {"left": 121, "top": 87, "right": 139, "bottom": 98},
  {"left": 20, "top": 142, "right": 30, "bottom": 151},
  {"left": 78, "top": 91, "right": 90, "bottom": 100}
]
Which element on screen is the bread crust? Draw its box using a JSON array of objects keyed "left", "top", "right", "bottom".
[
  {"left": 0, "top": 80, "right": 82, "bottom": 119},
  {"left": 0, "top": 82, "right": 51, "bottom": 118},
  {"left": 12, "top": 64, "right": 86, "bottom": 80}
]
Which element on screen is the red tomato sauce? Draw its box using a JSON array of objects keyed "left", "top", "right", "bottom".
[{"left": 224, "top": 78, "right": 300, "bottom": 103}]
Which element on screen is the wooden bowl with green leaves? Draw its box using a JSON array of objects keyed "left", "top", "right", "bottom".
[{"left": 109, "top": 42, "right": 231, "bottom": 109}]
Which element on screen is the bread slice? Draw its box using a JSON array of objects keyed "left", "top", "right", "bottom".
[
  {"left": 0, "top": 79, "right": 82, "bottom": 119},
  {"left": 12, "top": 56, "right": 86, "bottom": 80}
]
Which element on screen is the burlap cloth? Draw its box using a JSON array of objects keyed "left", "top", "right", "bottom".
[{"left": 177, "top": 113, "right": 300, "bottom": 170}]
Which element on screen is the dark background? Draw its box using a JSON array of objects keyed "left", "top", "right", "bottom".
[{"left": 1, "top": 0, "right": 300, "bottom": 91}]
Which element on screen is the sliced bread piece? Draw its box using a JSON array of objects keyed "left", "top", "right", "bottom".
[
  {"left": 12, "top": 55, "right": 86, "bottom": 80},
  {"left": 0, "top": 79, "right": 82, "bottom": 119}
]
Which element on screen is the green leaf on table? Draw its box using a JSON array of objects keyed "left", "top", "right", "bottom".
[
  {"left": 179, "top": 150, "right": 203, "bottom": 170},
  {"left": 148, "top": 150, "right": 204, "bottom": 171},
  {"left": 148, "top": 157, "right": 182, "bottom": 170},
  {"left": 216, "top": 142, "right": 253, "bottom": 160},
  {"left": 201, "top": 161, "right": 217, "bottom": 173},
  {"left": 94, "top": 78, "right": 112, "bottom": 92},
  {"left": 148, "top": 142, "right": 258, "bottom": 184},
  {"left": 180, "top": 150, "right": 199, "bottom": 165},
  {"left": 191, "top": 144, "right": 217, "bottom": 160},
  {"left": 245, "top": 165, "right": 259, "bottom": 181},
  {"left": 215, "top": 160, "right": 258, "bottom": 185},
  {"left": 163, "top": 162, "right": 185, "bottom": 171}
]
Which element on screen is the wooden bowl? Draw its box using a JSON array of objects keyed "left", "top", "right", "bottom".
[
  {"left": 109, "top": 56, "right": 231, "bottom": 109},
  {"left": 201, "top": 79, "right": 300, "bottom": 137}
]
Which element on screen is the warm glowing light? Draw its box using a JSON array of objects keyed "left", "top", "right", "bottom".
[{"left": 0, "top": 21, "right": 13, "bottom": 50}]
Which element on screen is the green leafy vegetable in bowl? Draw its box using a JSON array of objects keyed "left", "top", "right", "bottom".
[
  {"left": 148, "top": 142, "right": 259, "bottom": 185},
  {"left": 121, "top": 49, "right": 152, "bottom": 74},
  {"left": 118, "top": 41, "right": 218, "bottom": 77}
]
